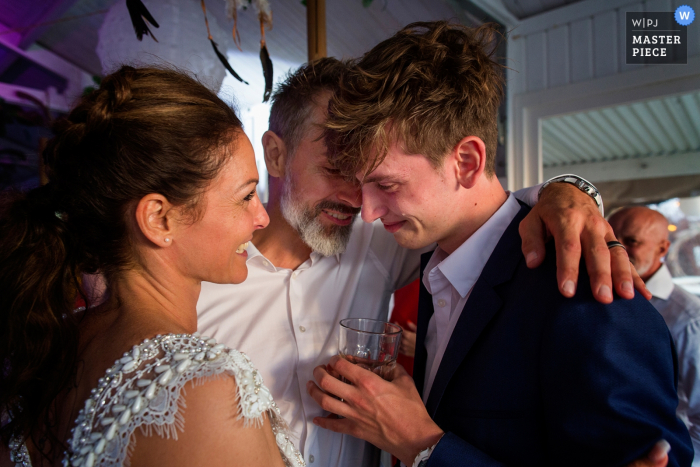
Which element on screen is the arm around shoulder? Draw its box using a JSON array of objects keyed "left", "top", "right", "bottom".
[{"left": 540, "top": 294, "right": 693, "bottom": 466}]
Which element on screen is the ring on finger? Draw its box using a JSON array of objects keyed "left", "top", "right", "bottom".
[{"left": 606, "top": 240, "right": 626, "bottom": 251}]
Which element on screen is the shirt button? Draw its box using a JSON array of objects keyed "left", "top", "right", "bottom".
[
  {"left": 262, "top": 260, "right": 269, "bottom": 267},
  {"left": 293, "top": 270, "right": 300, "bottom": 277},
  {"left": 299, "top": 326, "right": 306, "bottom": 333},
  {"left": 437, "top": 299, "right": 447, "bottom": 307},
  {"left": 309, "top": 455, "right": 314, "bottom": 463}
]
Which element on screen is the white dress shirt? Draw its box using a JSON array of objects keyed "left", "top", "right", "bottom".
[
  {"left": 197, "top": 187, "right": 539, "bottom": 467},
  {"left": 421, "top": 194, "right": 521, "bottom": 402},
  {"left": 197, "top": 219, "right": 423, "bottom": 467},
  {"left": 647, "top": 264, "right": 700, "bottom": 467}
]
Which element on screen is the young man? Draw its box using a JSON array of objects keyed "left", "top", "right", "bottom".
[
  {"left": 308, "top": 22, "right": 691, "bottom": 467},
  {"left": 610, "top": 207, "right": 700, "bottom": 466}
]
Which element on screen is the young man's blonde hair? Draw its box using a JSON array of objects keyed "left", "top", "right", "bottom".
[{"left": 324, "top": 21, "right": 504, "bottom": 180}]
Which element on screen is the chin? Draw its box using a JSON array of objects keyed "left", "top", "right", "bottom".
[{"left": 226, "top": 263, "right": 249, "bottom": 285}]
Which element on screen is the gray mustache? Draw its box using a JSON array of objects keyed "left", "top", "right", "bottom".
[{"left": 315, "top": 201, "right": 361, "bottom": 216}]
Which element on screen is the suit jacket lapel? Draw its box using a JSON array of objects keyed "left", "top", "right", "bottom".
[
  {"left": 414, "top": 251, "right": 435, "bottom": 399},
  {"left": 424, "top": 203, "right": 530, "bottom": 417}
]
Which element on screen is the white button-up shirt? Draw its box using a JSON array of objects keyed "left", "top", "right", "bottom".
[
  {"left": 197, "top": 219, "right": 423, "bottom": 467},
  {"left": 648, "top": 264, "right": 700, "bottom": 467},
  {"left": 421, "top": 194, "right": 521, "bottom": 402}
]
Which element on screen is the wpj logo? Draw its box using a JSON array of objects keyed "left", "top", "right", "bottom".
[
  {"left": 631, "top": 18, "right": 660, "bottom": 27},
  {"left": 626, "top": 7, "right": 691, "bottom": 64}
]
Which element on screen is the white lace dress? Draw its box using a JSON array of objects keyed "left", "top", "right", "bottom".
[{"left": 8, "top": 333, "right": 305, "bottom": 467}]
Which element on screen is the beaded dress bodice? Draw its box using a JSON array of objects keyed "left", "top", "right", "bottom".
[{"left": 9, "top": 333, "right": 305, "bottom": 467}]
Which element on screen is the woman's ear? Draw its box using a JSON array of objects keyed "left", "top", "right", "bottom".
[
  {"left": 134, "top": 194, "right": 176, "bottom": 247},
  {"left": 452, "top": 136, "right": 487, "bottom": 189},
  {"left": 262, "top": 130, "right": 288, "bottom": 179}
]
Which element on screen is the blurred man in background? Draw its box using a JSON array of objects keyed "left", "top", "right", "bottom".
[{"left": 611, "top": 206, "right": 700, "bottom": 466}]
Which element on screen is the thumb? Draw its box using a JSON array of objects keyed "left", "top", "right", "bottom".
[
  {"left": 648, "top": 440, "right": 671, "bottom": 464},
  {"left": 407, "top": 321, "right": 417, "bottom": 332}
]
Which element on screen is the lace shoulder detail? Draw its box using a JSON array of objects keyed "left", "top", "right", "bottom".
[{"left": 64, "top": 333, "right": 305, "bottom": 467}]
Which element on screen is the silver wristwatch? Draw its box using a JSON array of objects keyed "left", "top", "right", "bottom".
[{"left": 538, "top": 174, "right": 604, "bottom": 216}]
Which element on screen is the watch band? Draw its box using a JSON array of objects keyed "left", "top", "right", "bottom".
[{"left": 539, "top": 174, "right": 604, "bottom": 217}]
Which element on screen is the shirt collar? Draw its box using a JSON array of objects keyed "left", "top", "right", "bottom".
[
  {"left": 645, "top": 264, "right": 675, "bottom": 300},
  {"left": 423, "top": 193, "right": 521, "bottom": 298},
  {"left": 309, "top": 251, "right": 341, "bottom": 265},
  {"left": 247, "top": 242, "right": 339, "bottom": 272}
]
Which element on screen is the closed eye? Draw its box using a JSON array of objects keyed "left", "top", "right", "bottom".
[
  {"left": 323, "top": 167, "right": 342, "bottom": 178},
  {"left": 377, "top": 183, "right": 397, "bottom": 192}
]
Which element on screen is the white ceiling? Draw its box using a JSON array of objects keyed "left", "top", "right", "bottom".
[
  {"left": 27, "top": 0, "right": 479, "bottom": 110},
  {"left": 543, "top": 90, "right": 700, "bottom": 167},
  {"left": 32, "top": 0, "right": 472, "bottom": 75}
]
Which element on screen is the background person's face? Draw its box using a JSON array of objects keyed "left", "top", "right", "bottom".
[
  {"left": 610, "top": 213, "right": 668, "bottom": 280},
  {"left": 358, "top": 141, "right": 459, "bottom": 250}
]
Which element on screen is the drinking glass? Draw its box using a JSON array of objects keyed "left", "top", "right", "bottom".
[{"left": 338, "top": 318, "right": 402, "bottom": 380}]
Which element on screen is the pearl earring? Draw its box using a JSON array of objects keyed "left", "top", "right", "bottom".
[{"left": 164, "top": 238, "right": 170, "bottom": 243}]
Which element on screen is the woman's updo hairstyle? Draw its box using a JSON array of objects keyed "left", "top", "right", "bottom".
[{"left": 0, "top": 65, "right": 242, "bottom": 452}]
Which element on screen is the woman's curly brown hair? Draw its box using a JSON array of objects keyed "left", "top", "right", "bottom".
[{"left": 324, "top": 21, "right": 505, "bottom": 180}]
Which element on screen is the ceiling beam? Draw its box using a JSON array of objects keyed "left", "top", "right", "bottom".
[
  {"left": 543, "top": 151, "right": 700, "bottom": 184},
  {"left": 0, "top": 81, "right": 72, "bottom": 113}
]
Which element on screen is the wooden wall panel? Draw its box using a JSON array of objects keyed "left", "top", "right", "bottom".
[
  {"left": 593, "top": 10, "right": 618, "bottom": 78},
  {"left": 526, "top": 31, "right": 548, "bottom": 92},
  {"left": 547, "top": 24, "right": 570, "bottom": 88},
  {"left": 508, "top": 36, "right": 528, "bottom": 95},
  {"left": 570, "top": 17, "right": 593, "bottom": 83}
]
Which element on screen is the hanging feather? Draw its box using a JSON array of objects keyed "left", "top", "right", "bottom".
[
  {"left": 260, "top": 39, "right": 273, "bottom": 102},
  {"left": 254, "top": 0, "right": 274, "bottom": 102},
  {"left": 225, "top": 0, "right": 244, "bottom": 51},
  {"left": 211, "top": 39, "right": 248, "bottom": 84},
  {"left": 201, "top": 0, "right": 248, "bottom": 84},
  {"left": 125, "top": 0, "right": 159, "bottom": 42}
]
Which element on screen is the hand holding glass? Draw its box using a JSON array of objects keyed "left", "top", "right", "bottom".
[{"left": 338, "top": 318, "right": 402, "bottom": 380}]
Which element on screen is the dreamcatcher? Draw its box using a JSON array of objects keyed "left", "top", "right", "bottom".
[{"left": 124, "top": 0, "right": 274, "bottom": 102}]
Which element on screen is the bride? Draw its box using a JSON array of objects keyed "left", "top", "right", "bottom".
[{"left": 0, "top": 66, "right": 303, "bottom": 467}]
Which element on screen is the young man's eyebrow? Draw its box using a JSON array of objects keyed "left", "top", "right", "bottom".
[{"left": 364, "top": 175, "right": 400, "bottom": 184}]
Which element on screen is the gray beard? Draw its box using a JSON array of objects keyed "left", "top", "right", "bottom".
[{"left": 280, "top": 176, "right": 356, "bottom": 257}]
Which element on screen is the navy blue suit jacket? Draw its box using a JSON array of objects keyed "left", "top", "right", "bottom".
[{"left": 415, "top": 203, "right": 693, "bottom": 466}]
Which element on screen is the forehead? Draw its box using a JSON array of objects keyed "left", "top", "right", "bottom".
[
  {"left": 615, "top": 211, "right": 663, "bottom": 237},
  {"left": 215, "top": 134, "right": 257, "bottom": 182},
  {"left": 362, "top": 142, "right": 430, "bottom": 182},
  {"left": 292, "top": 96, "right": 332, "bottom": 164}
]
